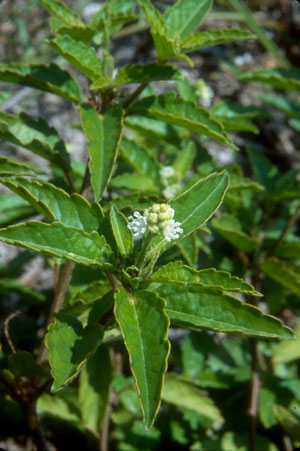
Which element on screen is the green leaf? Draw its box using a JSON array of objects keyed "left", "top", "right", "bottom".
[
  {"left": 182, "top": 28, "right": 254, "bottom": 52},
  {"left": 162, "top": 374, "right": 223, "bottom": 424},
  {"left": 164, "top": 0, "right": 212, "bottom": 40},
  {"left": 176, "top": 233, "right": 198, "bottom": 267},
  {"left": 259, "top": 94, "right": 300, "bottom": 119},
  {"left": 0, "top": 221, "right": 114, "bottom": 268},
  {"left": 91, "top": 63, "right": 183, "bottom": 89},
  {"left": 229, "top": 174, "right": 264, "bottom": 192},
  {"left": 129, "top": 93, "right": 237, "bottom": 149},
  {"left": 114, "top": 288, "right": 170, "bottom": 429},
  {"left": 37, "top": 393, "right": 81, "bottom": 423},
  {"left": 239, "top": 68, "right": 300, "bottom": 93},
  {"left": 79, "top": 344, "right": 112, "bottom": 431},
  {"left": 258, "top": 388, "right": 277, "bottom": 429},
  {"left": 55, "top": 24, "right": 96, "bottom": 44},
  {"left": 125, "top": 114, "right": 184, "bottom": 145},
  {"left": 0, "top": 277, "right": 44, "bottom": 302},
  {"left": 211, "top": 101, "right": 261, "bottom": 134},
  {"left": 9, "top": 351, "right": 48, "bottom": 378},
  {"left": 148, "top": 171, "right": 229, "bottom": 259},
  {"left": 38, "top": 0, "right": 82, "bottom": 26},
  {"left": 154, "top": 283, "right": 294, "bottom": 339},
  {"left": 260, "top": 258, "right": 300, "bottom": 296},
  {"left": 110, "top": 206, "right": 133, "bottom": 256},
  {"left": 173, "top": 141, "right": 196, "bottom": 181},
  {"left": 0, "top": 111, "right": 71, "bottom": 170},
  {"left": 120, "top": 137, "right": 160, "bottom": 181},
  {"left": 80, "top": 104, "right": 124, "bottom": 201},
  {"left": 272, "top": 322, "right": 300, "bottom": 365},
  {"left": 104, "top": 193, "right": 158, "bottom": 213},
  {"left": 0, "top": 177, "right": 103, "bottom": 233},
  {"left": 46, "top": 313, "right": 103, "bottom": 391},
  {"left": 273, "top": 404, "right": 300, "bottom": 441},
  {"left": 110, "top": 173, "right": 158, "bottom": 192},
  {"left": 0, "top": 156, "right": 43, "bottom": 176},
  {"left": 137, "top": 0, "right": 168, "bottom": 35},
  {"left": 136, "top": 0, "right": 191, "bottom": 64},
  {"left": 46, "top": 36, "right": 102, "bottom": 81},
  {"left": 151, "top": 261, "right": 261, "bottom": 296},
  {"left": 212, "top": 214, "right": 259, "bottom": 253},
  {"left": 0, "top": 63, "right": 82, "bottom": 103}
]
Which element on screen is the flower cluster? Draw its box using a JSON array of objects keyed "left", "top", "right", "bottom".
[
  {"left": 159, "top": 166, "right": 181, "bottom": 200},
  {"left": 127, "top": 203, "right": 183, "bottom": 242}
]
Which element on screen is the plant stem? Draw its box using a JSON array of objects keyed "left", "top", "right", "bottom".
[
  {"left": 80, "top": 162, "right": 91, "bottom": 196},
  {"left": 266, "top": 201, "right": 300, "bottom": 258},
  {"left": 121, "top": 82, "right": 148, "bottom": 109},
  {"left": 64, "top": 170, "right": 76, "bottom": 193},
  {"left": 105, "top": 271, "right": 119, "bottom": 293},
  {"left": 23, "top": 400, "right": 49, "bottom": 451},
  {"left": 248, "top": 338, "right": 260, "bottom": 451},
  {"left": 4, "top": 310, "right": 21, "bottom": 353},
  {"left": 99, "top": 386, "right": 112, "bottom": 451},
  {"left": 37, "top": 261, "right": 74, "bottom": 365}
]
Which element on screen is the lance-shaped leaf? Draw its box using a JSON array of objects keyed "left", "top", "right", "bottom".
[
  {"left": 46, "top": 36, "right": 102, "bottom": 81},
  {"left": 162, "top": 374, "right": 223, "bottom": 424},
  {"left": 148, "top": 171, "right": 229, "bottom": 258},
  {"left": 129, "top": 93, "right": 237, "bottom": 148},
  {"left": 0, "top": 221, "right": 114, "bottom": 268},
  {"left": 91, "top": 63, "right": 183, "bottom": 89},
  {"left": 151, "top": 261, "right": 261, "bottom": 296},
  {"left": 0, "top": 111, "right": 70, "bottom": 170},
  {"left": 38, "top": 0, "right": 82, "bottom": 26},
  {"left": 46, "top": 313, "right": 103, "bottom": 391},
  {"left": 110, "top": 205, "right": 133, "bottom": 256},
  {"left": 136, "top": 0, "right": 191, "bottom": 64},
  {"left": 260, "top": 258, "right": 300, "bottom": 295},
  {"left": 238, "top": 67, "right": 300, "bottom": 93},
  {"left": 79, "top": 344, "right": 112, "bottom": 432},
  {"left": 0, "top": 63, "right": 81, "bottom": 103},
  {"left": 154, "top": 284, "right": 294, "bottom": 339},
  {"left": 182, "top": 29, "right": 255, "bottom": 52},
  {"left": 114, "top": 288, "right": 170, "bottom": 429},
  {"left": 212, "top": 214, "right": 259, "bottom": 253},
  {"left": 164, "top": 0, "right": 212, "bottom": 40},
  {"left": 1, "top": 177, "right": 103, "bottom": 233},
  {"left": 120, "top": 138, "right": 160, "bottom": 182},
  {"left": 0, "top": 157, "right": 43, "bottom": 176},
  {"left": 81, "top": 104, "right": 124, "bottom": 201}
]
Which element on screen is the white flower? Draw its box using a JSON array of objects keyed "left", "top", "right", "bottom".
[
  {"left": 163, "top": 219, "right": 183, "bottom": 242},
  {"left": 128, "top": 204, "right": 183, "bottom": 243},
  {"left": 127, "top": 211, "right": 147, "bottom": 239}
]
